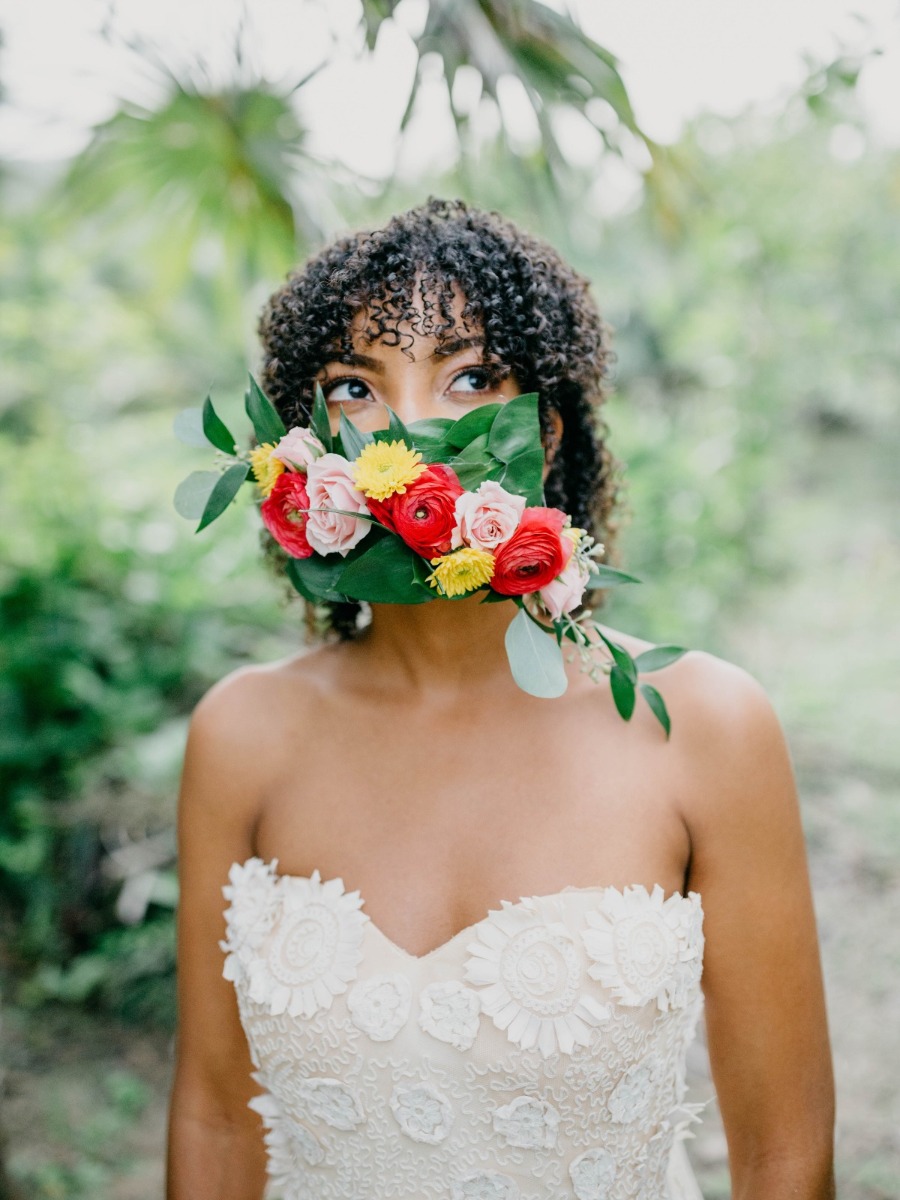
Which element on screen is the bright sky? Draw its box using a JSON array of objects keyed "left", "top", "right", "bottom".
[{"left": 0, "top": 0, "right": 898, "bottom": 174}]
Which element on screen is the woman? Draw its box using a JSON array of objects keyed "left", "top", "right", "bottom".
[{"left": 166, "top": 198, "right": 835, "bottom": 1198}]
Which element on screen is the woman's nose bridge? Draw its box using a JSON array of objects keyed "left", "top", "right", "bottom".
[{"left": 383, "top": 363, "right": 444, "bottom": 424}]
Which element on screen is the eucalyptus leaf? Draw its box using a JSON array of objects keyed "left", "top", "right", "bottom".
[
  {"left": 633, "top": 645, "right": 688, "bottom": 673},
  {"left": 639, "top": 682, "right": 672, "bottom": 739},
  {"left": 337, "top": 536, "right": 434, "bottom": 604},
  {"left": 172, "top": 407, "right": 210, "bottom": 449},
  {"left": 173, "top": 470, "right": 219, "bottom": 518},
  {"left": 587, "top": 565, "right": 643, "bottom": 588},
  {"left": 446, "top": 403, "right": 502, "bottom": 449},
  {"left": 245, "top": 373, "right": 286, "bottom": 445},
  {"left": 609, "top": 665, "right": 636, "bottom": 720},
  {"left": 488, "top": 392, "right": 540, "bottom": 462},
  {"left": 310, "top": 384, "right": 333, "bottom": 452},
  {"left": 202, "top": 395, "right": 237, "bottom": 455},
  {"left": 504, "top": 608, "right": 569, "bottom": 699},
  {"left": 196, "top": 463, "right": 250, "bottom": 531},
  {"left": 338, "top": 408, "right": 374, "bottom": 460}
]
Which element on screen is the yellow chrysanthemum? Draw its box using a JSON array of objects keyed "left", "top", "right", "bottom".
[
  {"left": 351, "top": 440, "right": 426, "bottom": 501},
  {"left": 250, "top": 443, "right": 285, "bottom": 497},
  {"left": 426, "top": 547, "right": 495, "bottom": 598}
]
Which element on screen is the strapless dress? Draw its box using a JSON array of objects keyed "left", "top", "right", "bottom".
[{"left": 221, "top": 857, "right": 707, "bottom": 1200}]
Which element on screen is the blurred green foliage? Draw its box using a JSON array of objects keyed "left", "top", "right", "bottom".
[
  {"left": 3, "top": 54, "right": 898, "bottom": 1020},
  {"left": 1, "top": 15, "right": 899, "bottom": 1192}
]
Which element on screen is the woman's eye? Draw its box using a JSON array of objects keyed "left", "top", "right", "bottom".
[
  {"left": 323, "top": 378, "right": 371, "bottom": 404},
  {"left": 450, "top": 367, "right": 494, "bottom": 394}
]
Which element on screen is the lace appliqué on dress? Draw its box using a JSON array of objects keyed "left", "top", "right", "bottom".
[{"left": 223, "top": 860, "right": 707, "bottom": 1200}]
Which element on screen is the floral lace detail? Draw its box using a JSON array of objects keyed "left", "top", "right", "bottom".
[
  {"left": 451, "top": 1169, "right": 519, "bottom": 1199},
  {"left": 418, "top": 979, "right": 481, "bottom": 1050},
  {"left": 347, "top": 971, "right": 411, "bottom": 1041},
  {"left": 608, "top": 1053, "right": 663, "bottom": 1124},
  {"left": 222, "top": 858, "right": 369, "bottom": 1019},
  {"left": 222, "top": 861, "right": 708, "bottom": 1200},
  {"left": 492, "top": 1094, "right": 560, "bottom": 1149},
  {"left": 568, "top": 1146, "right": 618, "bottom": 1199},
  {"left": 581, "top": 885, "right": 703, "bottom": 1011},
  {"left": 389, "top": 1082, "right": 454, "bottom": 1143},
  {"left": 248, "top": 1085, "right": 324, "bottom": 1197},
  {"left": 295, "top": 1077, "right": 365, "bottom": 1131},
  {"left": 463, "top": 894, "right": 611, "bottom": 1058}
]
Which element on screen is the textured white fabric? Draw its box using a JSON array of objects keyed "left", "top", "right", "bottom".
[{"left": 222, "top": 857, "right": 707, "bottom": 1200}]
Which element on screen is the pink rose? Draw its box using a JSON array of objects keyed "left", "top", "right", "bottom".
[
  {"left": 272, "top": 426, "right": 325, "bottom": 470},
  {"left": 539, "top": 555, "right": 591, "bottom": 620},
  {"left": 451, "top": 480, "right": 526, "bottom": 551},
  {"left": 304, "top": 453, "right": 372, "bottom": 556}
]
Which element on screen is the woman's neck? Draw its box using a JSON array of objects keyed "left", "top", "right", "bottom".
[{"left": 349, "top": 595, "right": 519, "bottom": 696}]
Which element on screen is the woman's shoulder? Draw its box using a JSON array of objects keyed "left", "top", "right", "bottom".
[
  {"left": 595, "top": 621, "right": 787, "bottom": 774},
  {"left": 187, "top": 646, "right": 336, "bottom": 754}
]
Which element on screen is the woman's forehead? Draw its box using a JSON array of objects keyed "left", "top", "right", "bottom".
[{"left": 340, "top": 285, "right": 484, "bottom": 361}]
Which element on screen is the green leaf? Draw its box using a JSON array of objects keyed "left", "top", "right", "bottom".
[
  {"left": 406, "top": 417, "right": 455, "bottom": 440},
  {"left": 338, "top": 408, "right": 374, "bottom": 460},
  {"left": 383, "top": 404, "right": 412, "bottom": 445},
  {"left": 639, "top": 682, "right": 672, "bottom": 739},
  {"left": 488, "top": 392, "right": 540, "bottom": 462},
  {"left": 196, "top": 463, "right": 250, "bottom": 531},
  {"left": 449, "top": 433, "right": 504, "bottom": 490},
  {"left": 336, "top": 535, "right": 434, "bottom": 604},
  {"left": 286, "top": 555, "right": 351, "bottom": 603},
  {"left": 173, "top": 470, "right": 219, "bottom": 519},
  {"left": 504, "top": 607, "right": 569, "bottom": 698},
  {"left": 609, "top": 665, "right": 636, "bottom": 720},
  {"left": 245, "top": 373, "right": 286, "bottom": 445},
  {"left": 479, "top": 589, "right": 513, "bottom": 604},
  {"left": 446, "top": 403, "right": 502, "bottom": 449},
  {"left": 310, "top": 384, "right": 333, "bottom": 453},
  {"left": 595, "top": 630, "right": 637, "bottom": 682},
  {"left": 172, "top": 407, "right": 209, "bottom": 449},
  {"left": 633, "top": 645, "right": 688, "bottom": 673},
  {"left": 202, "top": 395, "right": 238, "bottom": 455},
  {"left": 496, "top": 448, "right": 545, "bottom": 504},
  {"left": 587, "top": 565, "right": 643, "bottom": 588}
]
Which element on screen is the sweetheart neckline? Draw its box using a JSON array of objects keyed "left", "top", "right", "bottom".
[{"left": 230, "top": 855, "right": 703, "bottom": 964}]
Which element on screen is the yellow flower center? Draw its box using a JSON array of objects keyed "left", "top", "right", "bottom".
[
  {"left": 250, "top": 443, "right": 285, "bottom": 498},
  {"left": 351, "top": 439, "right": 426, "bottom": 501},
  {"left": 426, "top": 547, "right": 496, "bottom": 598}
]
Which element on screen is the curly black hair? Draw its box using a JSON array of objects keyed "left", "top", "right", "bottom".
[{"left": 258, "top": 197, "right": 624, "bottom": 640}]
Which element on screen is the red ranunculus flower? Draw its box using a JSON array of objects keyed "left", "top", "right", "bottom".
[
  {"left": 260, "top": 471, "right": 314, "bottom": 558},
  {"left": 490, "top": 506, "right": 567, "bottom": 595},
  {"left": 366, "top": 462, "right": 464, "bottom": 558}
]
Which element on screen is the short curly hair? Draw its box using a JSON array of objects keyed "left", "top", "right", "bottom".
[{"left": 258, "top": 197, "right": 624, "bottom": 639}]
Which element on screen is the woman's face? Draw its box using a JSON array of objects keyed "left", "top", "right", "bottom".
[{"left": 314, "top": 285, "right": 522, "bottom": 436}]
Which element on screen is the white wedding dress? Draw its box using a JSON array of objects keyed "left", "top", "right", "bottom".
[{"left": 221, "top": 857, "right": 707, "bottom": 1200}]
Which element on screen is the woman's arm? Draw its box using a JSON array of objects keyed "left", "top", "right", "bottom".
[
  {"left": 683, "top": 657, "right": 835, "bottom": 1200},
  {"left": 166, "top": 673, "right": 272, "bottom": 1200}
]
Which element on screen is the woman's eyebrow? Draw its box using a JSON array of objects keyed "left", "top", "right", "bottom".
[
  {"left": 431, "top": 336, "right": 486, "bottom": 359},
  {"left": 323, "top": 352, "right": 384, "bottom": 373}
]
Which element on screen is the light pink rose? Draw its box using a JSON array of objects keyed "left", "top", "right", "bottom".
[
  {"left": 451, "top": 481, "right": 526, "bottom": 551},
  {"left": 272, "top": 427, "right": 325, "bottom": 470},
  {"left": 539, "top": 555, "right": 591, "bottom": 620},
  {"left": 304, "top": 453, "right": 371, "bottom": 556}
]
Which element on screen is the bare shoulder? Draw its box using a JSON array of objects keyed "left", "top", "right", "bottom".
[
  {"left": 181, "top": 646, "right": 335, "bottom": 822},
  {"left": 596, "top": 622, "right": 790, "bottom": 812}
]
